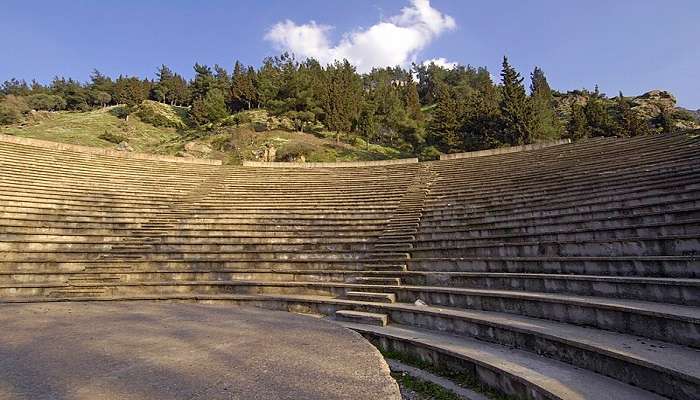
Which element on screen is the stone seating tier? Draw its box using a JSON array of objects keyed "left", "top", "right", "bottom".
[{"left": 0, "top": 134, "right": 698, "bottom": 400}]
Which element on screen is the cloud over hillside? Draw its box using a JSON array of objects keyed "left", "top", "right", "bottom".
[{"left": 264, "top": 0, "right": 456, "bottom": 72}]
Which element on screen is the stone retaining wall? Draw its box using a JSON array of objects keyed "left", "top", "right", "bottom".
[
  {"left": 243, "top": 158, "right": 418, "bottom": 168},
  {"left": 439, "top": 139, "right": 571, "bottom": 160},
  {"left": 0, "top": 133, "right": 222, "bottom": 165}
]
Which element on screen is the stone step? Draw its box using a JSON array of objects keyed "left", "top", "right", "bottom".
[
  {"left": 362, "top": 264, "right": 407, "bottom": 271},
  {"left": 345, "top": 291, "right": 396, "bottom": 303},
  {"left": 342, "top": 323, "right": 666, "bottom": 400},
  {"left": 405, "top": 256, "right": 700, "bottom": 278},
  {"left": 353, "top": 277, "right": 401, "bottom": 286},
  {"left": 335, "top": 310, "right": 388, "bottom": 326}
]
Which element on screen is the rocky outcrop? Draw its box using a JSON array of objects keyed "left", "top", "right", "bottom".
[
  {"left": 116, "top": 141, "right": 133, "bottom": 152},
  {"left": 183, "top": 141, "right": 213, "bottom": 158},
  {"left": 631, "top": 90, "right": 677, "bottom": 119},
  {"left": 252, "top": 143, "right": 277, "bottom": 162}
]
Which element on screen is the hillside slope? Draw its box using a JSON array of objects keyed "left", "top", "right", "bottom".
[{"left": 0, "top": 103, "right": 403, "bottom": 164}]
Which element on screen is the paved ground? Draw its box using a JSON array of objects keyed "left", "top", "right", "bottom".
[{"left": 0, "top": 301, "right": 400, "bottom": 400}]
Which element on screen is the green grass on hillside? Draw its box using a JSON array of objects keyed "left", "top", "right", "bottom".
[
  {"left": 0, "top": 102, "right": 405, "bottom": 165},
  {"left": 0, "top": 106, "right": 184, "bottom": 153}
]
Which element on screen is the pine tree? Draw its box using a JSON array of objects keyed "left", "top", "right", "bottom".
[
  {"left": 615, "top": 93, "right": 650, "bottom": 137},
  {"left": 113, "top": 76, "right": 148, "bottom": 108},
  {"left": 231, "top": 61, "right": 256, "bottom": 110},
  {"left": 357, "top": 99, "right": 378, "bottom": 146},
  {"left": 169, "top": 74, "right": 190, "bottom": 106},
  {"left": 191, "top": 88, "right": 228, "bottom": 125},
  {"left": 584, "top": 96, "right": 617, "bottom": 137},
  {"left": 567, "top": 103, "right": 589, "bottom": 141},
  {"left": 430, "top": 82, "right": 461, "bottom": 152},
  {"left": 499, "top": 57, "right": 533, "bottom": 145},
  {"left": 404, "top": 76, "right": 423, "bottom": 123},
  {"left": 319, "top": 60, "right": 363, "bottom": 142},
  {"left": 153, "top": 65, "right": 174, "bottom": 103},
  {"left": 190, "top": 63, "right": 214, "bottom": 101},
  {"left": 463, "top": 78, "right": 502, "bottom": 149},
  {"left": 529, "top": 67, "right": 562, "bottom": 140}
]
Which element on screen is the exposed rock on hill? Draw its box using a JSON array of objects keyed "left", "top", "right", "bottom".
[{"left": 631, "top": 90, "right": 676, "bottom": 118}]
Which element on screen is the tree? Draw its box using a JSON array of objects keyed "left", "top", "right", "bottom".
[
  {"left": 499, "top": 57, "right": 533, "bottom": 145},
  {"left": 153, "top": 65, "right": 175, "bottom": 103},
  {"left": 584, "top": 96, "right": 617, "bottom": 137},
  {"left": 113, "top": 76, "right": 149, "bottom": 119},
  {"left": 429, "top": 82, "right": 461, "bottom": 152},
  {"left": 1, "top": 79, "right": 30, "bottom": 96},
  {"left": 0, "top": 95, "right": 29, "bottom": 125},
  {"left": 191, "top": 88, "right": 229, "bottom": 125},
  {"left": 356, "top": 100, "right": 378, "bottom": 145},
  {"left": 615, "top": 93, "right": 650, "bottom": 137},
  {"left": 655, "top": 108, "right": 674, "bottom": 134},
  {"left": 26, "top": 93, "right": 67, "bottom": 111},
  {"left": 51, "top": 77, "right": 89, "bottom": 111},
  {"left": 89, "top": 69, "right": 114, "bottom": 99},
  {"left": 462, "top": 78, "right": 502, "bottom": 150},
  {"left": 404, "top": 76, "right": 423, "bottom": 123},
  {"left": 529, "top": 67, "right": 562, "bottom": 140},
  {"left": 231, "top": 61, "right": 256, "bottom": 110},
  {"left": 567, "top": 103, "right": 589, "bottom": 141},
  {"left": 169, "top": 74, "right": 190, "bottom": 106},
  {"left": 190, "top": 63, "right": 214, "bottom": 101},
  {"left": 318, "top": 60, "right": 363, "bottom": 142}
]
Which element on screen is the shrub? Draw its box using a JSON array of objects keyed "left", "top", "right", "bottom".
[
  {"left": 135, "top": 100, "right": 188, "bottom": 129},
  {"left": 26, "top": 93, "right": 66, "bottom": 111},
  {"left": 418, "top": 145, "right": 442, "bottom": 161},
  {"left": 110, "top": 106, "right": 130, "bottom": 119},
  {"left": 98, "top": 130, "right": 127, "bottom": 144},
  {"left": 276, "top": 142, "right": 316, "bottom": 161},
  {"left": 0, "top": 95, "right": 29, "bottom": 125}
]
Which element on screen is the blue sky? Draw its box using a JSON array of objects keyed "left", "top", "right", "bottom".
[{"left": 2, "top": 0, "right": 698, "bottom": 108}]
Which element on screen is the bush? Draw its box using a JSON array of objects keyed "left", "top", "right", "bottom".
[
  {"left": 26, "top": 93, "right": 66, "bottom": 111},
  {"left": 110, "top": 106, "right": 130, "bottom": 119},
  {"left": 0, "top": 95, "right": 29, "bottom": 125},
  {"left": 135, "top": 100, "right": 188, "bottom": 129},
  {"left": 276, "top": 142, "right": 316, "bottom": 161},
  {"left": 98, "top": 130, "right": 127, "bottom": 144},
  {"left": 418, "top": 146, "right": 442, "bottom": 161},
  {"left": 191, "top": 89, "right": 229, "bottom": 126}
]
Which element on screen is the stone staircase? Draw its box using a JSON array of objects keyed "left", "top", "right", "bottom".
[{"left": 336, "top": 163, "right": 436, "bottom": 325}]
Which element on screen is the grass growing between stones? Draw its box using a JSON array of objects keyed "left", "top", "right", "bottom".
[
  {"left": 392, "top": 372, "right": 463, "bottom": 400},
  {"left": 381, "top": 350, "right": 518, "bottom": 400}
]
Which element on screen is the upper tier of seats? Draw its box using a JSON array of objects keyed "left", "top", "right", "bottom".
[{"left": 1, "top": 133, "right": 698, "bottom": 400}]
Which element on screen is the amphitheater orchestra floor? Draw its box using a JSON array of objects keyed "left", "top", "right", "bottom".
[{"left": 0, "top": 301, "right": 400, "bottom": 400}]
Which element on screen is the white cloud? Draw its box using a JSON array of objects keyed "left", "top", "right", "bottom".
[
  {"left": 264, "top": 0, "right": 456, "bottom": 73},
  {"left": 422, "top": 57, "right": 458, "bottom": 69}
]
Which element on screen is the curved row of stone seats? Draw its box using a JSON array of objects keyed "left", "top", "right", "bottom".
[
  {"left": 344, "top": 134, "right": 698, "bottom": 399},
  {"left": 0, "top": 138, "right": 414, "bottom": 303},
  {"left": 1, "top": 134, "right": 699, "bottom": 399}
]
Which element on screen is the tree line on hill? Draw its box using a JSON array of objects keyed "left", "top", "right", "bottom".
[{"left": 0, "top": 54, "right": 691, "bottom": 157}]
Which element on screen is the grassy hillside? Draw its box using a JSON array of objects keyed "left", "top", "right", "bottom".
[{"left": 0, "top": 102, "right": 403, "bottom": 164}]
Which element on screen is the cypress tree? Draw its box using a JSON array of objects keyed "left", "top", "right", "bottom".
[
  {"left": 319, "top": 60, "right": 362, "bottom": 142},
  {"left": 530, "top": 67, "right": 562, "bottom": 140},
  {"left": 404, "top": 76, "right": 423, "bottom": 123},
  {"left": 567, "top": 103, "right": 589, "bottom": 141},
  {"left": 231, "top": 61, "right": 256, "bottom": 110},
  {"left": 430, "top": 82, "right": 461, "bottom": 152},
  {"left": 499, "top": 57, "right": 533, "bottom": 145},
  {"left": 154, "top": 65, "right": 174, "bottom": 104}
]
